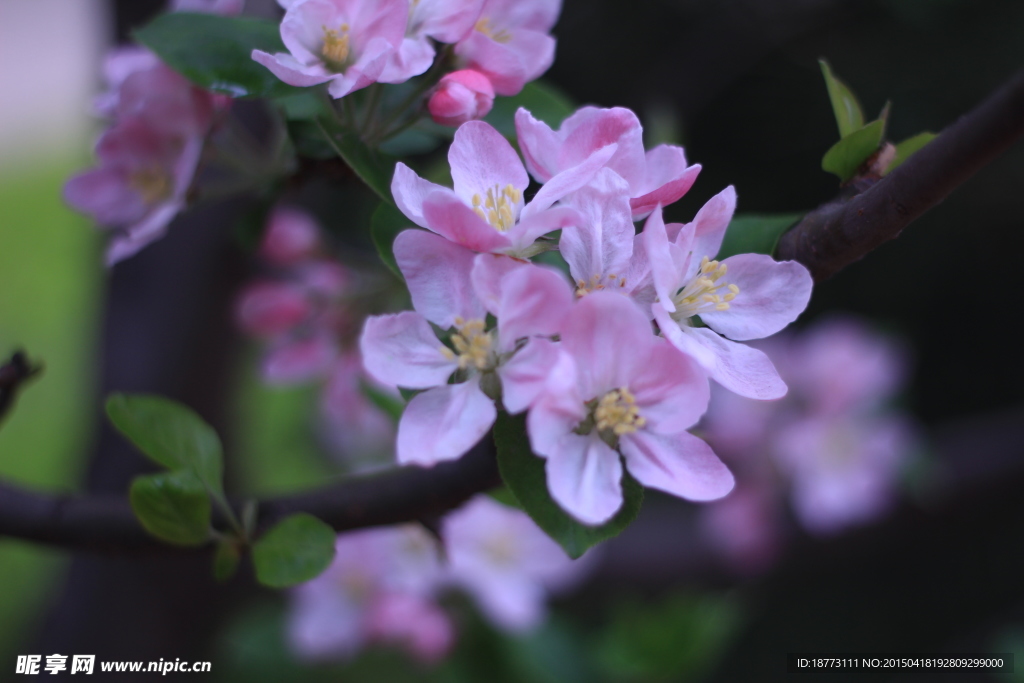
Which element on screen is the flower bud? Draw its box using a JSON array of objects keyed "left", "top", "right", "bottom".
[
  {"left": 260, "top": 207, "right": 321, "bottom": 266},
  {"left": 428, "top": 70, "right": 495, "bottom": 127}
]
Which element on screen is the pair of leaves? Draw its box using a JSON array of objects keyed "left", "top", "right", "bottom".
[
  {"left": 493, "top": 413, "right": 643, "bottom": 559},
  {"left": 108, "top": 394, "right": 335, "bottom": 587},
  {"left": 819, "top": 60, "right": 936, "bottom": 181}
]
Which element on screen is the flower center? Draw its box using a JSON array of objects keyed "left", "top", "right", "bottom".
[
  {"left": 471, "top": 184, "right": 521, "bottom": 232},
  {"left": 474, "top": 17, "right": 512, "bottom": 43},
  {"left": 670, "top": 256, "right": 740, "bottom": 320},
  {"left": 575, "top": 273, "right": 627, "bottom": 298},
  {"left": 594, "top": 387, "right": 646, "bottom": 436},
  {"left": 321, "top": 24, "right": 351, "bottom": 71},
  {"left": 440, "top": 317, "right": 494, "bottom": 370},
  {"left": 129, "top": 167, "right": 172, "bottom": 205}
]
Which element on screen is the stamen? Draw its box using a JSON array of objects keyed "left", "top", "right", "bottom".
[
  {"left": 447, "top": 319, "right": 494, "bottom": 371},
  {"left": 669, "top": 254, "right": 741, "bottom": 320},
  {"left": 474, "top": 17, "right": 513, "bottom": 43},
  {"left": 594, "top": 387, "right": 646, "bottom": 436},
  {"left": 473, "top": 183, "right": 520, "bottom": 231},
  {"left": 129, "top": 167, "right": 172, "bottom": 204},
  {"left": 321, "top": 24, "right": 351, "bottom": 71}
]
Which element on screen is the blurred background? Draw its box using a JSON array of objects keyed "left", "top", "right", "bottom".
[{"left": 1, "top": 0, "right": 1023, "bottom": 680}]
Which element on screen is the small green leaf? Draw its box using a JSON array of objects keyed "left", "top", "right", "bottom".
[
  {"left": 106, "top": 394, "right": 225, "bottom": 498},
  {"left": 134, "top": 13, "right": 302, "bottom": 99},
  {"left": 717, "top": 213, "right": 804, "bottom": 260},
  {"left": 821, "top": 118, "right": 886, "bottom": 182},
  {"left": 494, "top": 412, "right": 643, "bottom": 559},
  {"left": 885, "top": 131, "right": 937, "bottom": 174},
  {"left": 252, "top": 513, "right": 337, "bottom": 588},
  {"left": 819, "top": 59, "right": 865, "bottom": 138},
  {"left": 485, "top": 80, "right": 575, "bottom": 140},
  {"left": 370, "top": 201, "right": 413, "bottom": 279},
  {"left": 130, "top": 471, "right": 211, "bottom": 546},
  {"left": 213, "top": 539, "right": 242, "bottom": 582},
  {"left": 316, "top": 116, "right": 397, "bottom": 203}
]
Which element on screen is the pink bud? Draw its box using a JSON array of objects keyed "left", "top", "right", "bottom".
[
  {"left": 260, "top": 207, "right": 322, "bottom": 266},
  {"left": 428, "top": 70, "right": 495, "bottom": 127}
]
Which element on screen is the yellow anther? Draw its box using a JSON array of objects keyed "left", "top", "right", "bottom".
[
  {"left": 716, "top": 303, "right": 730, "bottom": 311},
  {"left": 129, "top": 167, "right": 172, "bottom": 204},
  {"left": 474, "top": 17, "right": 512, "bottom": 43},
  {"left": 472, "top": 194, "right": 482, "bottom": 207},
  {"left": 594, "top": 387, "right": 646, "bottom": 436},
  {"left": 321, "top": 24, "right": 351, "bottom": 70},
  {"left": 473, "top": 183, "right": 520, "bottom": 231},
  {"left": 447, "top": 319, "right": 493, "bottom": 371}
]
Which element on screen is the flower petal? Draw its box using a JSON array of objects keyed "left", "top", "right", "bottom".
[
  {"left": 640, "top": 206, "right": 688, "bottom": 313},
  {"left": 700, "top": 254, "right": 813, "bottom": 341},
  {"left": 392, "top": 162, "right": 449, "bottom": 228},
  {"left": 394, "top": 229, "right": 485, "bottom": 327},
  {"left": 497, "top": 264, "right": 573, "bottom": 348},
  {"left": 471, "top": 252, "right": 530, "bottom": 315},
  {"left": 360, "top": 312, "right": 458, "bottom": 388},
  {"left": 545, "top": 433, "right": 623, "bottom": 525},
  {"left": 629, "top": 162, "right": 701, "bottom": 220},
  {"left": 627, "top": 339, "right": 709, "bottom": 434},
  {"left": 559, "top": 168, "right": 634, "bottom": 285},
  {"left": 421, "top": 191, "right": 513, "bottom": 252},
  {"left": 397, "top": 379, "right": 496, "bottom": 465},
  {"left": 620, "top": 430, "right": 734, "bottom": 501},
  {"left": 449, "top": 120, "right": 529, "bottom": 206},
  {"left": 521, "top": 143, "right": 618, "bottom": 219},
  {"left": 500, "top": 337, "right": 560, "bottom": 413},
  {"left": 688, "top": 185, "right": 736, "bottom": 263}
]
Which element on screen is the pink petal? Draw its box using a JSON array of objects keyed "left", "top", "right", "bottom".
[
  {"left": 526, "top": 351, "right": 586, "bottom": 455},
  {"left": 448, "top": 120, "right": 529, "bottom": 206},
  {"left": 700, "top": 254, "right": 813, "bottom": 341},
  {"left": 392, "top": 162, "right": 449, "bottom": 228},
  {"left": 235, "top": 282, "right": 311, "bottom": 337},
  {"left": 394, "top": 229, "right": 485, "bottom": 328},
  {"left": 470, "top": 252, "right": 530, "bottom": 315},
  {"left": 629, "top": 163, "right": 701, "bottom": 221},
  {"left": 499, "top": 337, "right": 560, "bottom": 413},
  {"left": 620, "top": 430, "right": 734, "bottom": 501},
  {"left": 397, "top": 379, "right": 496, "bottom": 465},
  {"left": 64, "top": 168, "right": 145, "bottom": 225},
  {"left": 421, "top": 191, "right": 513, "bottom": 252},
  {"left": 360, "top": 312, "right": 458, "bottom": 388},
  {"left": 655, "top": 311, "right": 786, "bottom": 400},
  {"left": 410, "top": 0, "right": 484, "bottom": 43},
  {"left": 626, "top": 339, "right": 709, "bottom": 434},
  {"left": 640, "top": 206, "right": 688, "bottom": 313},
  {"left": 506, "top": 205, "right": 581, "bottom": 254},
  {"left": 263, "top": 335, "right": 337, "bottom": 384},
  {"left": 545, "top": 433, "right": 623, "bottom": 525},
  {"left": 497, "top": 264, "right": 573, "bottom": 348},
  {"left": 558, "top": 168, "right": 634, "bottom": 285},
  {"left": 514, "top": 107, "right": 562, "bottom": 182},
  {"left": 687, "top": 185, "right": 737, "bottom": 263},
  {"left": 521, "top": 143, "right": 618, "bottom": 219},
  {"left": 380, "top": 36, "right": 435, "bottom": 84},
  {"left": 326, "top": 37, "right": 395, "bottom": 97},
  {"left": 455, "top": 30, "right": 529, "bottom": 96},
  {"left": 251, "top": 50, "right": 335, "bottom": 88}
]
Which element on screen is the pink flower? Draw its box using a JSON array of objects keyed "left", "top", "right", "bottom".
[
  {"left": 392, "top": 120, "right": 613, "bottom": 258},
  {"left": 528, "top": 292, "right": 733, "bottom": 525},
  {"left": 360, "top": 233, "right": 572, "bottom": 465},
  {"left": 454, "top": 0, "right": 561, "bottom": 95},
  {"left": 773, "top": 414, "right": 914, "bottom": 535},
  {"left": 236, "top": 281, "right": 312, "bottom": 337},
  {"left": 259, "top": 206, "right": 323, "bottom": 266},
  {"left": 643, "top": 193, "right": 813, "bottom": 400},
  {"left": 288, "top": 525, "right": 450, "bottom": 662},
  {"left": 388, "top": 0, "right": 484, "bottom": 83},
  {"left": 252, "top": 0, "right": 419, "bottom": 99},
  {"left": 263, "top": 333, "right": 338, "bottom": 384},
  {"left": 442, "top": 496, "right": 591, "bottom": 631},
  {"left": 320, "top": 352, "right": 399, "bottom": 463},
  {"left": 428, "top": 69, "right": 495, "bottom": 127},
  {"left": 700, "top": 484, "right": 781, "bottom": 574},
  {"left": 63, "top": 116, "right": 204, "bottom": 265},
  {"left": 171, "top": 0, "right": 245, "bottom": 14},
  {"left": 516, "top": 106, "right": 701, "bottom": 219}
]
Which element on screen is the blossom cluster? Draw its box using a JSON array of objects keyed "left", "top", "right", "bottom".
[
  {"left": 699, "top": 316, "right": 917, "bottom": 570},
  {"left": 236, "top": 206, "right": 398, "bottom": 465},
  {"left": 254, "top": 0, "right": 561, "bottom": 125},
  {"left": 63, "top": 4, "right": 236, "bottom": 264},
  {"left": 361, "top": 107, "right": 814, "bottom": 525},
  {"left": 289, "top": 495, "right": 590, "bottom": 662}
]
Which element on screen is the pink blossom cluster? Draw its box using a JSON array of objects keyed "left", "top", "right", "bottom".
[
  {"left": 699, "top": 316, "right": 917, "bottom": 570},
  {"left": 236, "top": 206, "right": 397, "bottom": 463},
  {"left": 64, "top": 37, "right": 227, "bottom": 264},
  {"left": 254, "top": 0, "right": 561, "bottom": 125},
  {"left": 289, "top": 495, "right": 589, "bottom": 662},
  {"left": 361, "top": 108, "right": 814, "bottom": 525}
]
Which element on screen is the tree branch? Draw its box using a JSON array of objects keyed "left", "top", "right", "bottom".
[
  {"left": 776, "top": 67, "right": 1024, "bottom": 280},
  {"left": 4, "top": 69, "right": 1024, "bottom": 554}
]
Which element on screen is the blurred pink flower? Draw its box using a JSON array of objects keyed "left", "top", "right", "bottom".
[
  {"left": 700, "top": 484, "right": 781, "bottom": 574},
  {"left": 320, "top": 351, "right": 399, "bottom": 462},
  {"left": 252, "top": 0, "right": 418, "bottom": 99},
  {"left": 442, "top": 496, "right": 591, "bottom": 631},
  {"left": 454, "top": 0, "right": 561, "bottom": 95},
  {"left": 528, "top": 292, "right": 732, "bottom": 525},
  {"left": 516, "top": 106, "right": 701, "bottom": 219},
  {"left": 259, "top": 206, "right": 323, "bottom": 266},
  {"left": 171, "top": 0, "right": 245, "bottom": 14},
  {"left": 236, "top": 281, "right": 312, "bottom": 338},
  {"left": 428, "top": 69, "right": 495, "bottom": 127}
]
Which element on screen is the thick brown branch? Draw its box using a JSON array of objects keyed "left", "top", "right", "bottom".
[
  {"left": 776, "top": 67, "right": 1024, "bottom": 280},
  {"left": 0, "top": 443, "right": 499, "bottom": 553}
]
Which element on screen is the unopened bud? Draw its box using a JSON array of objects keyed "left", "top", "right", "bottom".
[{"left": 428, "top": 70, "right": 495, "bottom": 127}]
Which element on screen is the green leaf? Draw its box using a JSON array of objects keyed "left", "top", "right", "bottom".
[
  {"left": 493, "top": 412, "right": 643, "bottom": 559},
  {"left": 213, "top": 539, "right": 242, "bottom": 582},
  {"left": 821, "top": 118, "right": 886, "bottom": 182},
  {"left": 717, "top": 213, "right": 804, "bottom": 260},
  {"left": 316, "top": 116, "right": 397, "bottom": 203},
  {"left": 252, "top": 513, "right": 337, "bottom": 588},
  {"left": 485, "top": 80, "right": 575, "bottom": 139},
  {"left": 370, "top": 201, "right": 413, "bottom": 279},
  {"left": 819, "top": 59, "right": 865, "bottom": 138},
  {"left": 106, "top": 393, "right": 225, "bottom": 498},
  {"left": 885, "top": 131, "right": 937, "bottom": 174},
  {"left": 130, "top": 471, "right": 211, "bottom": 546},
  {"left": 134, "top": 13, "right": 302, "bottom": 99}
]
